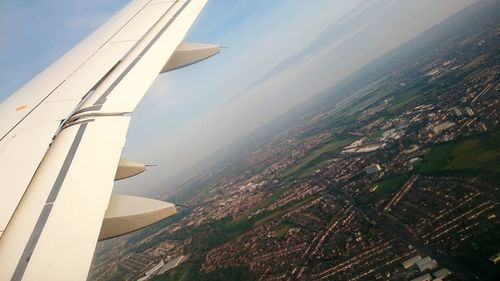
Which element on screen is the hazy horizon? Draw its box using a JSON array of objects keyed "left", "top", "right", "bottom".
[{"left": 0, "top": 0, "right": 478, "bottom": 196}]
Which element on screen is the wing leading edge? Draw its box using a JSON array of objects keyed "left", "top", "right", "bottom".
[{"left": 0, "top": 0, "right": 217, "bottom": 280}]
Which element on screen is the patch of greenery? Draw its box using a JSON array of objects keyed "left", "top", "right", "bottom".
[
  {"left": 340, "top": 90, "right": 389, "bottom": 118},
  {"left": 386, "top": 88, "right": 423, "bottom": 114},
  {"left": 417, "top": 143, "right": 456, "bottom": 173},
  {"left": 462, "top": 54, "right": 489, "bottom": 71},
  {"left": 254, "top": 195, "right": 320, "bottom": 226},
  {"left": 153, "top": 258, "right": 256, "bottom": 281},
  {"left": 232, "top": 191, "right": 282, "bottom": 224},
  {"left": 274, "top": 223, "right": 293, "bottom": 239},
  {"left": 417, "top": 130, "right": 500, "bottom": 181},
  {"left": 368, "top": 129, "right": 385, "bottom": 141},
  {"left": 155, "top": 192, "right": 321, "bottom": 280},
  {"left": 376, "top": 175, "right": 412, "bottom": 194},
  {"left": 445, "top": 137, "right": 500, "bottom": 174},
  {"left": 359, "top": 174, "right": 410, "bottom": 204},
  {"left": 282, "top": 137, "right": 355, "bottom": 179}
]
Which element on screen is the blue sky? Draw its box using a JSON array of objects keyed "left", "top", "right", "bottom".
[{"left": 0, "top": 0, "right": 476, "bottom": 195}]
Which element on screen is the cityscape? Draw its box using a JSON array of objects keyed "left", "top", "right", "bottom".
[{"left": 89, "top": 1, "right": 500, "bottom": 280}]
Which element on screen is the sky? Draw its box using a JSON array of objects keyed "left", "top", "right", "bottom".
[{"left": 0, "top": 0, "right": 477, "bottom": 196}]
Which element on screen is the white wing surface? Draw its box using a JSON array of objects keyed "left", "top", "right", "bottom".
[{"left": 0, "top": 0, "right": 218, "bottom": 280}]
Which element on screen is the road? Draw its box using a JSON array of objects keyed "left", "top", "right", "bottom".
[{"left": 320, "top": 178, "right": 479, "bottom": 280}]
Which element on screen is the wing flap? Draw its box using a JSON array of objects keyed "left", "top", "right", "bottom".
[
  {"left": 0, "top": 122, "right": 60, "bottom": 234},
  {"left": 0, "top": 116, "right": 130, "bottom": 281},
  {"left": 22, "top": 117, "right": 130, "bottom": 281},
  {"left": 0, "top": 40, "right": 135, "bottom": 235}
]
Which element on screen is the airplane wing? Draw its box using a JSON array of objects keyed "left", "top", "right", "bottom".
[{"left": 0, "top": 0, "right": 219, "bottom": 280}]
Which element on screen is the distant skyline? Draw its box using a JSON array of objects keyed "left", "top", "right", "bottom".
[{"left": 0, "top": 0, "right": 477, "bottom": 196}]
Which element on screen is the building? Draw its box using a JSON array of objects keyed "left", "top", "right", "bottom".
[
  {"left": 411, "top": 273, "right": 432, "bottom": 281},
  {"left": 465, "top": 106, "right": 474, "bottom": 116},
  {"left": 402, "top": 255, "right": 422, "bottom": 269},
  {"left": 364, "top": 164, "right": 382, "bottom": 175},
  {"left": 416, "top": 256, "right": 438, "bottom": 272},
  {"left": 433, "top": 268, "right": 451, "bottom": 279},
  {"left": 490, "top": 252, "right": 500, "bottom": 264}
]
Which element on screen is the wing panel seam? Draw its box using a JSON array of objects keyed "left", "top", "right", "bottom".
[
  {"left": 93, "top": 0, "right": 192, "bottom": 108},
  {"left": 1, "top": 0, "right": 155, "bottom": 143},
  {"left": 11, "top": 124, "right": 88, "bottom": 281},
  {"left": 0, "top": 81, "right": 65, "bottom": 142}
]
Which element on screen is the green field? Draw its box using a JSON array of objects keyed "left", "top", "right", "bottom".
[
  {"left": 417, "top": 130, "right": 500, "bottom": 180},
  {"left": 282, "top": 137, "right": 354, "bottom": 179},
  {"left": 274, "top": 223, "right": 293, "bottom": 239},
  {"left": 386, "top": 88, "right": 423, "bottom": 114},
  {"left": 359, "top": 174, "right": 410, "bottom": 204},
  {"left": 462, "top": 54, "right": 489, "bottom": 71},
  {"left": 376, "top": 175, "right": 411, "bottom": 194},
  {"left": 232, "top": 192, "right": 282, "bottom": 224},
  {"left": 335, "top": 81, "right": 427, "bottom": 120},
  {"left": 368, "top": 129, "right": 385, "bottom": 141},
  {"left": 254, "top": 195, "right": 320, "bottom": 226},
  {"left": 153, "top": 261, "right": 256, "bottom": 281},
  {"left": 338, "top": 90, "right": 389, "bottom": 120}
]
